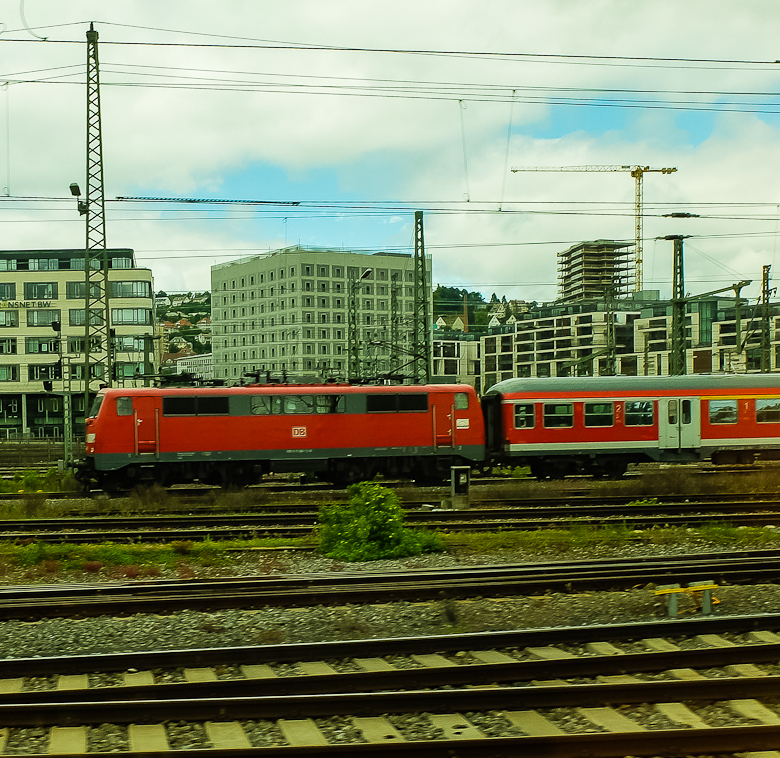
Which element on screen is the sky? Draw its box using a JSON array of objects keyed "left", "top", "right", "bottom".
[{"left": 1, "top": 0, "right": 779, "bottom": 305}]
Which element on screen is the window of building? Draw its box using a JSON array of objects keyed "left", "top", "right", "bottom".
[
  {"left": 69, "top": 309, "right": 104, "bottom": 326},
  {"left": 29, "top": 258, "right": 59, "bottom": 271},
  {"left": 0, "top": 311, "right": 18, "bottom": 328},
  {"left": 111, "top": 257, "right": 133, "bottom": 269},
  {"left": 28, "top": 364, "right": 58, "bottom": 381},
  {"left": 110, "top": 281, "right": 152, "bottom": 298},
  {"left": 26, "top": 309, "right": 60, "bottom": 327},
  {"left": 115, "top": 362, "right": 144, "bottom": 378},
  {"left": 0, "top": 337, "right": 16, "bottom": 354},
  {"left": 543, "top": 403, "right": 573, "bottom": 428},
  {"left": 756, "top": 398, "right": 780, "bottom": 423},
  {"left": 111, "top": 308, "right": 152, "bottom": 325},
  {"left": 584, "top": 402, "right": 614, "bottom": 427},
  {"left": 707, "top": 399, "right": 737, "bottom": 424},
  {"left": 25, "top": 337, "right": 59, "bottom": 354},
  {"left": 0, "top": 283, "right": 15, "bottom": 300},
  {"left": 24, "top": 282, "right": 58, "bottom": 300},
  {"left": 66, "top": 282, "right": 100, "bottom": 299},
  {"left": 0, "top": 259, "right": 17, "bottom": 271},
  {"left": 624, "top": 401, "right": 655, "bottom": 426},
  {"left": 0, "top": 365, "right": 19, "bottom": 381}
]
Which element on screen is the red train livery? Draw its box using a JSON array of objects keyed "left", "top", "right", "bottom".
[
  {"left": 82, "top": 383, "right": 485, "bottom": 491},
  {"left": 482, "top": 374, "right": 780, "bottom": 479},
  {"left": 81, "top": 374, "right": 780, "bottom": 490}
]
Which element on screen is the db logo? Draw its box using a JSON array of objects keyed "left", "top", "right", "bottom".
[{"left": 292, "top": 427, "right": 307, "bottom": 438}]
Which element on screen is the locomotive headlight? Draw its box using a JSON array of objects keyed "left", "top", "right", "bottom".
[{"left": 86, "top": 433, "right": 96, "bottom": 443}]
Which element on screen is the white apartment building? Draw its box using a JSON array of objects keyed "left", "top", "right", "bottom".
[
  {"left": 211, "top": 246, "right": 431, "bottom": 384},
  {"left": 0, "top": 248, "right": 155, "bottom": 438}
]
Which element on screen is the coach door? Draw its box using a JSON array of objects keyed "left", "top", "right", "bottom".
[
  {"left": 431, "top": 392, "right": 454, "bottom": 449},
  {"left": 133, "top": 396, "right": 160, "bottom": 455},
  {"left": 659, "top": 397, "right": 701, "bottom": 450}
]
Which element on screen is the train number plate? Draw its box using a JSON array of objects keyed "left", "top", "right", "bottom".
[
  {"left": 456, "top": 418, "right": 470, "bottom": 429},
  {"left": 292, "top": 426, "right": 307, "bottom": 438}
]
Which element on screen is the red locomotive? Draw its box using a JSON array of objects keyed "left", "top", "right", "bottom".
[
  {"left": 82, "top": 383, "right": 485, "bottom": 491},
  {"left": 483, "top": 374, "right": 780, "bottom": 479}
]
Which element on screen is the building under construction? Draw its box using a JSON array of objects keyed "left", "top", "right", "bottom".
[{"left": 557, "top": 240, "right": 633, "bottom": 303}]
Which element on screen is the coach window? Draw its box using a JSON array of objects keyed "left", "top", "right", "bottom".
[
  {"left": 708, "top": 399, "right": 738, "bottom": 424},
  {"left": 681, "top": 399, "right": 692, "bottom": 424},
  {"left": 667, "top": 399, "right": 678, "bottom": 425},
  {"left": 454, "top": 392, "right": 469, "bottom": 410},
  {"left": 584, "top": 402, "right": 614, "bottom": 427},
  {"left": 543, "top": 403, "right": 573, "bottom": 428},
  {"left": 116, "top": 397, "right": 133, "bottom": 416},
  {"left": 756, "top": 398, "right": 780, "bottom": 423},
  {"left": 514, "top": 403, "right": 535, "bottom": 429},
  {"left": 625, "top": 401, "right": 654, "bottom": 426}
]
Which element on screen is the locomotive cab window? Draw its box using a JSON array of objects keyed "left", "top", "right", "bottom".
[
  {"left": 454, "top": 392, "right": 469, "bottom": 410},
  {"left": 709, "top": 399, "right": 737, "bottom": 424},
  {"left": 543, "top": 403, "right": 573, "bottom": 428},
  {"left": 315, "top": 395, "right": 345, "bottom": 414},
  {"left": 116, "top": 397, "right": 133, "bottom": 416},
  {"left": 584, "top": 402, "right": 614, "bottom": 427},
  {"left": 250, "top": 396, "right": 271, "bottom": 415},
  {"left": 163, "top": 396, "right": 229, "bottom": 416},
  {"left": 625, "top": 401, "right": 654, "bottom": 426},
  {"left": 756, "top": 398, "right": 780, "bottom": 423},
  {"left": 514, "top": 403, "right": 535, "bottom": 429}
]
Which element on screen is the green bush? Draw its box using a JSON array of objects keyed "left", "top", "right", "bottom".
[{"left": 318, "top": 482, "right": 444, "bottom": 562}]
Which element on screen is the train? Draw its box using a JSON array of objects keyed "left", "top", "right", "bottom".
[{"left": 79, "top": 373, "right": 780, "bottom": 491}]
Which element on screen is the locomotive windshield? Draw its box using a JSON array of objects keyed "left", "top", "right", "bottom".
[{"left": 88, "top": 395, "right": 104, "bottom": 418}]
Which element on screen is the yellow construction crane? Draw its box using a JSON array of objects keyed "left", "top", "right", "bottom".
[{"left": 510, "top": 164, "right": 677, "bottom": 292}]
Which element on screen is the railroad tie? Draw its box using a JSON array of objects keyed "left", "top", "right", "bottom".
[
  {"left": 748, "top": 630, "right": 780, "bottom": 644},
  {"left": 470, "top": 649, "right": 517, "bottom": 664},
  {"left": 597, "top": 674, "right": 640, "bottom": 684},
  {"left": 205, "top": 721, "right": 252, "bottom": 749},
  {"left": 56, "top": 674, "right": 89, "bottom": 690},
  {"left": 123, "top": 670, "right": 155, "bottom": 686},
  {"left": 578, "top": 707, "right": 646, "bottom": 733},
  {"left": 428, "top": 714, "right": 483, "bottom": 740},
  {"left": 694, "top": 634, "right": 736, "bottom": 648},
  {"left": 667, "top": 668, "right": 706, "bottom": 680},
  {"left": 183, "top": 667, "right": 218, "bottom": 683},
  {"left": 503, "top": 711, "right": 564, "bottom": 736},
  {"left": 128, "top": 724, "right": 170, "bottom": 752},
  {"left": 298, "top": 661, "right": 338, "bottom": 676},
  {"left": 728, "top": 699, "right": 780, "bottom": 725},
  {"left": 654, "top": 703, "right": 710, "bottom": 729},
  {"left": 0, "top": 678, "right": 22, "bottom": 694},
  {"left": 48, "top": 726, "right": 88, "bottom": 755},
  {"left": 277, "top": 719, "right": 329, "bottom": 747},
  {"left": 410, "top": 653, "right": 457, "bottom": 668},
  {"left": 240, "top": 664, "right": 277, "bottom": 679},
  {"left": 725, "top": 663, "right": 768, "bottom": 677},
  {"left": 585, "top": 641, "right": 624, "bottom": 656},
  {"left": 741, "top": 752, "right": 780, "bottom": 758},
  {"left": 642, "top": 637, "right": 680, "bottom": 652},
  {"left": 0, "top": 729, "right": 8, "bottom": 753},
  {"left": 353, "top": 657, "right": 397, "bottom": 672},
  {"left": 525, "top": 646, "right": 575, "bottom": 660},
  {"left": 351, "top": 717, "right": 405, "bottom": 742}
]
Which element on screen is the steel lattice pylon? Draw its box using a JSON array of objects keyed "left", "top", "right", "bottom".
[
  {"left": 83, "top": 22, "right": 112, "bottom": 410},
  {"left": 411, "top": 211, "right": 431, "bottom": 384}
]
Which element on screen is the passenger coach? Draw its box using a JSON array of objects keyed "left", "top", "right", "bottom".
[
  {"left": 81, "top": 383, "right": 485, "bottom": 491},
  {"left": 482, "top": 374, "right": 780, "bottom": 479}
]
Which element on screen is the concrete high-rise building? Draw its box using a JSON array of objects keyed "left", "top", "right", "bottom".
[
  {"left": 211, "top": 246, "right": 432, "bottom": 384},
  {"left": 0, "top": 248, "right": 156, "bottom": 438}
]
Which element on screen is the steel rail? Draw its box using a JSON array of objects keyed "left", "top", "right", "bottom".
[{"left": 0, "top": 551, "right": 780, "bottom": 619}]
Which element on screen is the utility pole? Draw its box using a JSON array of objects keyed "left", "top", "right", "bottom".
[
  {"left": 668, "top": 235, "right": 687, "bottom": 376},
  {"left": 761, "top": 264, "right": 773, "bottom": 372},
  {"left": 411, "top": 211, "right": 431, "bottom": 384},
  {"left": 82, "top": 22, "right": 112, "bottom": 410}
]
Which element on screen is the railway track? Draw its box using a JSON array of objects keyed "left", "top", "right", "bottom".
[
  {"left": 2, "top": 550, "right": 780, "bottom": 620},
  {"left": 1, "top": 496, "right": 780, "bottom": 543},
  {"left": 2, "top": 615, "right": 780, "bottom": 755}
]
